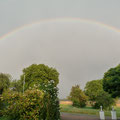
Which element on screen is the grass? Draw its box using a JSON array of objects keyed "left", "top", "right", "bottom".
[{"left": 60, "top": 104, "right": 120, "bottom": 117}]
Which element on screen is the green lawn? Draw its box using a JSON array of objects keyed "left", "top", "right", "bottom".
[{"left": 60, "top": 104, "right": 120, "bottom": 117}]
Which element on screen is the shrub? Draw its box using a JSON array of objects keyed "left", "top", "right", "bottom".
[
  {"left": 0, "top": 73, "right": 11, "bottom": 95},
  {"left": 93, "top": 91, "right": 115, "bottom": 110},
  {"left": 2, "top": 89, "right": 45, "bottom": 120},
  {"left": 68, "top": 85, "right": 88, "bottom": 108},
  {"left": 38, "top": 80, "right": 60, "bottom": 120},
  {"left": 1, "top": 81, "right": 60, "bottom": 120}
]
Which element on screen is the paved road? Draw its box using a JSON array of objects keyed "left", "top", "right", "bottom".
[{"left": 61, "top": 112, "right": 112, "bottom": 120}]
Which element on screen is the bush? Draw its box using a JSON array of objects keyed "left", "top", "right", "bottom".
[
  {"left": 93, "top": 91, "right": 115, "bottom": 110},
  {"left": 1, "top": 81, "right": 60, "bottom": 120},
  {"left": 39, "top": 81, "right": 60, "bottom": 120},
  {"left": 2, "top": 89, "right": 45, "bottom": 120},
  {"left": 68, "top": 85, "right": 88, "bottom": 108}
]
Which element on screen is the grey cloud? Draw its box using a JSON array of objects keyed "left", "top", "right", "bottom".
[{"left": 0, "top": 21, "right": 120, "bottom": 98}]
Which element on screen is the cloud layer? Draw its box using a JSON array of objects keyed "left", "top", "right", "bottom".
[{"left": 0, "top": 20, "right": 120, "bottom": 98}]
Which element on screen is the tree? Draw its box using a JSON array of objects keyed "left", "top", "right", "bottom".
[
  {"left": 0, "top": 73, "right": 11, "bottom": 94},
  {"left": 84, "top": 80, "right": 103, "bottom": 102},
  {"left": 19, "top": 64, "right": 60, "bottom": 119},
  {"left": 93, "top": 91, "right": 115, "bottom": 110},
  {"left": 10, "top": 80, "right": 23, "bottom": 92},
  {"left": 68, "top": 85, "right": 88, "bottom": 108},
  {"left": 103, "top": 64, "right": 120, "bottom": 98},
  {"left": 20, "top": 64, "right": 59, "bottom": 90},
  {"left": 1, "top": 64, "right": 60, "bottom": 119}
]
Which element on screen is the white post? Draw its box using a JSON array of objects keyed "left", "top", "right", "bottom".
[
  {"left": 99, "top": 106, "right": 105, "bottom": 120},
  {"left": 23, "top": 75, "right": 25, "bottom": 94},
  {"left": 111, "top": 106, "right": 117, "bottom": 120}
]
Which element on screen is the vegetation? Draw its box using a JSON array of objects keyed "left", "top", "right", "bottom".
[
  {"left": 0, "top": 73, "right": 11, "bottom": 95},
  {"left": 10, "top": 80, "right": 22, "bottom": 92},
  {"left": 1, "top": 89, "right": 45, "bottom": 120},
  {"left": 93, "top": 91, "right": 115, "bottom": 110},
  {"left": 84, "top": 80, "right": 103, "bottom": 102},
  {"left": 0, "top": 64, "right": 60, "bottom": 120},
  {"left": 1, "top": 63, "right": 120, "bottom": 119},
  {"left": 68, "top": 85, "right": 88, "bottom": 108},
  {"left": 20, "top": 64, "right": 59, "bottom": 89},
  {"left": 60, "top": 104, "right": 120, "bottom": 117},
  {"left": 103, "top": 64, "right": 120, "bottom": 98}
]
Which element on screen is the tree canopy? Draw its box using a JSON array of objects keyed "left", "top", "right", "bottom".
[
  {"left": 84, "top": 80, "right": 103, "bottom": 101},
  {"left": 93, "top": 91, "right": 114, "bottom": 110},
  {"left": 103, "top": 64, "right": 120, "bottom": 98},
  {"left": 10, "top": 80, "right": 22, "bottom": 92},
  {"left": 0, "top": 73, "right": 11, "bottom": 94},
  {"left": 68, "top": 85, "right": 88, "bottom": 107},
  {"left": 20, "top": 64, "right": 59, "bottom": 90}
]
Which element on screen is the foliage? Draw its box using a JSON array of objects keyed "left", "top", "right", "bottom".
[
  {"left": 1, "top": 81, "right": 60, "bottom": 120},
  {"left": 1, "top": 86, "right": 60, "bottom": 120},
  {"left": 1, "top": 89, "right": 44, "bottom": 120},
  {"left": 93, "top": 91, "right": 115, "bottom": 110},
  {"left": 20, "top": 64, "right": 59, "bottom": 91},
  {"left": 10, "top": 80, "right": 22, "bottom": 92},
  {"left": 103, "top": 64, "right": 120, "bottom": 98},
  {"left": 0, "top": 64, "right": 60, "bottom": 119},
  {"left": 0, "top": 73, "right": 11, "bottom": 95},
  {"left": 84, "top": 80, "right": 103, "bottom": 102},
  {"left": 68, "top": 85, "right": 88, "bottom": 108},
  {"left": 39, "top": 80, "right": 60, "bottom": 120},
  {"left": 0, "top": 97, "right": 3, "bottom": 117}
]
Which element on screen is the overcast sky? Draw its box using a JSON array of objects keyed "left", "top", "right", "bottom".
[{"left": 0, "top": 0, "right": 120, "bottom": 98}]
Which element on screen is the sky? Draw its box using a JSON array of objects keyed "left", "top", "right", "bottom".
[{"left": 0, "top": 0, "right": 120, "bottom": 98}]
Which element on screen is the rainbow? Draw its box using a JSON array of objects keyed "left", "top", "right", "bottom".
[{"left": 0, "top": 17, "right": 120, "bottom": 40}]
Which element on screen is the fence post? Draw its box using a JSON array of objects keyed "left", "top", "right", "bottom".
[
  {"left": 99, "top": 106, "right": 105, "bottom": 120},
  {"left": 111, "top": 106, "right": 117, "bottom": 120}
]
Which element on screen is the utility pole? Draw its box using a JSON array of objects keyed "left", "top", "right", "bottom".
[{"left": 23, "top": 75, "right": 25, "bottom": 94}]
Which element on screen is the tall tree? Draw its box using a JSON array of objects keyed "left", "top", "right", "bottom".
[
  {"left": 103, "top": 64, "right": 120, "bottom": 98},
  {"left": 10, "top": 80, "right": 22, "bottom": 92},
  {"left": 93, "top": 91, "right": 114, "bottom": 110},
  {"left": 84, "top": 80, "right": 103, "bottom": 101},
  {"left": 20, "top": 64, "right": 59, "bottom": 90},
  {"left": 68, "top": 85, "right": 88, "bottom": 108},
  {"left": 0, "top": 73, "right": 11, "bottom": 94}
]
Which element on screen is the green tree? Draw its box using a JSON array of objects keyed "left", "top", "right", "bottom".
[
  {"left": 19, "top": 64, "right": 60, "bottom": 119},
  {"left": 84, "top": 80, "right": 103, "bottom": 102},
  {"left": 68, "top": 85, "right": 88, "bottom": 108},
  {"left": 93, "top": 91, "right": 115, "bottom": 110},
  {"left": 10, "top": 80, "right": 22, "bottom": 92},
  {"left": 0, "top": 73, "right": 11, "bottom": 94},
  {"left": 103, "top": 64, "right": 120, "bottom": 98},
  {"left": 20, "top": 64, "right": 59, "bottom": 90}
]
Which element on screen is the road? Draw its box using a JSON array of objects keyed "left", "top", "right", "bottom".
[{"left": 61, "top": 112, "right": 112, "bottom": 120}]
